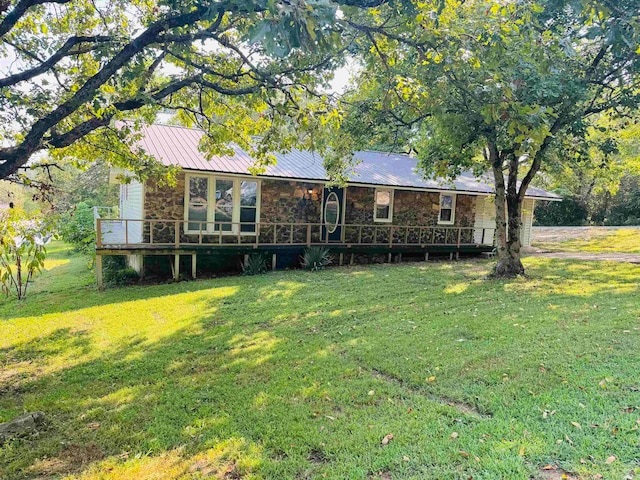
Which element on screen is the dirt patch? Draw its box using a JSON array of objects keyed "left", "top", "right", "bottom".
[
  {"left": 28, "top": 442, "right": 104, "bottom": 477},
  {"left": 536, "top": 465, "right": 579, "bottom": 479},
  {"left": 370, "top": 368, "right": 491, "bottom": 419},
  {"left": 307, "top": 448, "right": 328, "bottom": 464}
]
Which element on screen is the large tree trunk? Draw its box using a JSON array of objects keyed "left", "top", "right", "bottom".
[{"left": 489, "top": 143, "right": 525, "bottom": 278}]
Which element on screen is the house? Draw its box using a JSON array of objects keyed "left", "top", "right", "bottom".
[{"left": 97, "top": 123, "right": 560, "bottom": 285}]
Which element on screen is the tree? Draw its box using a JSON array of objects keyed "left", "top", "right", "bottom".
[
  {"left": 0, "top": 0, "right": 381, "bottom": 186},
  {"left": 534, "top": 113, "right": 640, "bottom": 224},
  {"left": 339, "top": 0, "right": 640, "bottom": 276}
]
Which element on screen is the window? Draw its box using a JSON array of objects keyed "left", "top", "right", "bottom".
[
  {"left": 438, "top": 193, "right": 456, "bottom": 224},
  {"left": 374, "top": 188, "right": 393, "bottom": 222},
  {"left": 185, "top": 175, "right": 260, "bottom": 234},
  {"left": 324, "top": 192, "right": 340, "bottom": 233}
]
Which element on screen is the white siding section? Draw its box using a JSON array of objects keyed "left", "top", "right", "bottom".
[
  {"left": 474, "top": 195, "right": 496, "bottom": 245},
  {"left": 520, "top": 199, "right": 535, "bottom": 247},
  {"left": 120, "top": 181, "right": 143, "bottom": 243},
  {"left": 473, "top": 196, "right": 535, "bottom": 247}
]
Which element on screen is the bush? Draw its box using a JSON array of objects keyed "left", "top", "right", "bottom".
[
  {"left": 103, "top": 256, "right": 139, "bottom": 286},
  {"left": 534, "top": 197, "right": 588, "bottom": 226},
  {"left": 58, "top": 202, "right": 96, "bottom": 255},
  {"left": 242, "top": 253, "right": 269, "bottom": 276},
  {"left": 0, "top": 209, "right": 53, "bottom": 299},
  {"left": 302, "top": 247, "right": 331, "bottom": 271}
]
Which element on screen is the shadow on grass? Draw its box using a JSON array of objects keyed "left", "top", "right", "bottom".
[{"left": 1, "top": 257, "right": 640, "bottom": 479}]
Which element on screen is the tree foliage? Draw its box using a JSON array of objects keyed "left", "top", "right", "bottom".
[
  {"left": 339, "top": 0, "right": 640, "bottom": 275},
  {"left": 0, "top": 0, "right": 380, "bottom": 186},
  {"left": 0, "top": 208, "right": 53, "bottom": 299}
]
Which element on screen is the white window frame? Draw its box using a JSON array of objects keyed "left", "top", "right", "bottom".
[
  {"left": 373, "top": 188, "right": 394, "bottom": 223},
  {"left": 184, "top": 174, "right": 261, "bottom": 235},
  {"left": 438, "top": 193, "right": 456, "bottom": 225}
]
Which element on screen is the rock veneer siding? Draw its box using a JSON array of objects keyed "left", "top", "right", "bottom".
[
  {"left": 142, "top": 176, "right": 477, "bottom": 245},
  {"left": 344, "top": 186, "right": 477, "bottom": 244},
  {"left": 143, "top": 175, "right": 324, "bottom": 244},
  {"left": 258, "top": 180, "right": 323, "bottom": 244}
]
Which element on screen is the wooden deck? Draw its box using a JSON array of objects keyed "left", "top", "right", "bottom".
[{"left": 94, "top": 219, "right": 496, "bottom": 287}]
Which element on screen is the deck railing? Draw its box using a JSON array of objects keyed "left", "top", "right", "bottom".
[{"left": 96, "top": 218, "right": 496, "bottom": 249}]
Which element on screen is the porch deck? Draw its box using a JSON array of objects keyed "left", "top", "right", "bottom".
[
  {"left": 96, "top": 218, "right": 496, "bottom": 252},
  {"left": 94, "top": 218, "right": 496, "bottom": 287}
]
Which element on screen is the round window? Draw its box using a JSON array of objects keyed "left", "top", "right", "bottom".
[{"left": 324, "top": 192, "right": 340, "bottom": 234}]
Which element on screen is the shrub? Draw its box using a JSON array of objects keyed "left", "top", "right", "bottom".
[
  {"left": 58, "top": 202, "right": 96, "bottom": 255},
  {"left": 302, "top": 247, "right": 331, "bottom": 271},
  {"left": 103, "top": 256, "right": 139, "bottom": 286},
  {"left": 0, "top": 210, "right": 53, "bottom": 299},
  {"left": 242, "top": 253, "right": 269, "bottom": 276}
]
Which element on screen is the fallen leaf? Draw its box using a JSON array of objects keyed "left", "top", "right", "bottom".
[
  {"left": 381, "top": 433, "right": 394, "bottom": 446},
  {"left": 518, "top": 446, "right": 525, "bottom": 456},
  {"left": 450, "top": 432, "right": 459, "bottom": 439},
  {"left": 86, "top": 422, "right": 100, "bottom": 430},
  {"left": 368, "top": 390, "right": 375, "bottom": 396},
  {"left": 542, "top": 465, "right": 557, "bottom": 470},
  {"left": 427, "top": 376, "right": 436, "bottom": 383},
  {"left": 459, "top": 450, "right": 470, "bottom": 457},
  {"left": 571, "top": 421, "right": 582, "bottom": 430},
  {"left": 606, "top": 455, "right": 616, "bottom": 464},
  {"left": 402, "top": 455, "right": 410, "bottom": 462},
  {"left": 324, "top": 415, "right": 335, "bottom": 421}
]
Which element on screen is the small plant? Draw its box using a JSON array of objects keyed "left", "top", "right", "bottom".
[
  {"left": 242, "top": 253, "right": 269, "bottom": 276},
  {"left": 302, "top": 247, "right": 331, "bottom": 271},
  {"left": 0, "top": 210, "right": 53, "bottom": 299},
  {"left": 103, "top": 256, "right": 139, "bottom": 286}
]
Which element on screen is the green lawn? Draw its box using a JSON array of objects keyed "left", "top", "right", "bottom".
[
  {"left": 534, "top": 228, "right": 640, "bottom": 253},
  {"left": 1, "top": 244, "right": 640, "bottom": 479}
]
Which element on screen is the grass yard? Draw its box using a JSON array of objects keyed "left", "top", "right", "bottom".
[
  {"left": 533, "top": 227, "right": 640, "bottom": 254},
  {"left": 1, "top": 243, "right": 640, "bottom": 479}
]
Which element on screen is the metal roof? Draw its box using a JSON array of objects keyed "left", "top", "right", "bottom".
[{"left": 136, "top": 123, "right": 560, "bottom": 200}]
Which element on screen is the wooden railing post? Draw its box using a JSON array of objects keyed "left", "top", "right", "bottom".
[
  {"left": 306, "top": 224, "right": 312, "bottom": 246},
  {"left": 175, "top": 220, "right": 180, "bottom": 247},
  {"left": 457, "top": 227, "right": 461, "bottom": 247},
  {"left": 273, "top": 223, "right": 277, "bottom": 244},
  {"left": 96, "top": 218, "right": 102, "bottom": 248},
  {"left": 389, "top": 226, "right": 394, "bottom": 247},
  {"left": 125, "top": 220, "right": 129, "bottom": 245},
  {"left": 150, "top": 220, "right": 154, "bottom": 244},
  {"left": 290, "top": 224, "right": 294, "bottom": 244}
]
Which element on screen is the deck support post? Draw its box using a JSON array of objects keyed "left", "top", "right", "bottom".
[
  {"left": 96, "top": 254, "right": 103, "bottom": 290},
  {"left": 456, "top": 251, "right": 460, "bottom": 260},
  {"left": 350, "top": 253, "right": 355, "bottom": 265},
  {"left": 388, "top": 253, "right": 392, "bottom": 263},
  {"left": 339, "top": 253, "right": 344, "bottom": 266},
  {"left": 174, "top": 254, "right": 180, "bottom": 281},
  {"left": 398, "top": 253, "right": 402, "bottom": 263},
  {"left": 449, "top": 252, "right": 454, "bottom": 260},
  {"left": 192, "top": 253, "right": 197, "bottom": 279},
  {"left": 272, "top": 253, "right": 277, "bottom": 271},
  {"left": 424, "top": 252, "right": 429, "bottom": 261}
]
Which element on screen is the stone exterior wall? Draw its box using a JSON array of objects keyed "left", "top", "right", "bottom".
[
  {"left": 258, "top": 180, "right": 323, "bottom": 244},
  {"left": 143, "top": 174, "right": 186, "bottom": 244},
  {"left": 344, "top": 186, "right": 477, "bottom": 244},
  {"left": 143, "top": 175, "right": 324, "bottom": 244},
  {"left": 141, "top": 175, "right": 478, "bottom": 245}
]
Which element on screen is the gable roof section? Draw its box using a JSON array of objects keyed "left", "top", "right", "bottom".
[{"left": 135, "top": 123, "right": 560, "bottom": 200}]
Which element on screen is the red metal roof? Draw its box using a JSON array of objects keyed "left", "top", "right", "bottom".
[{"left": 135, "top": 123, "right": 560, "bottom": 200}]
